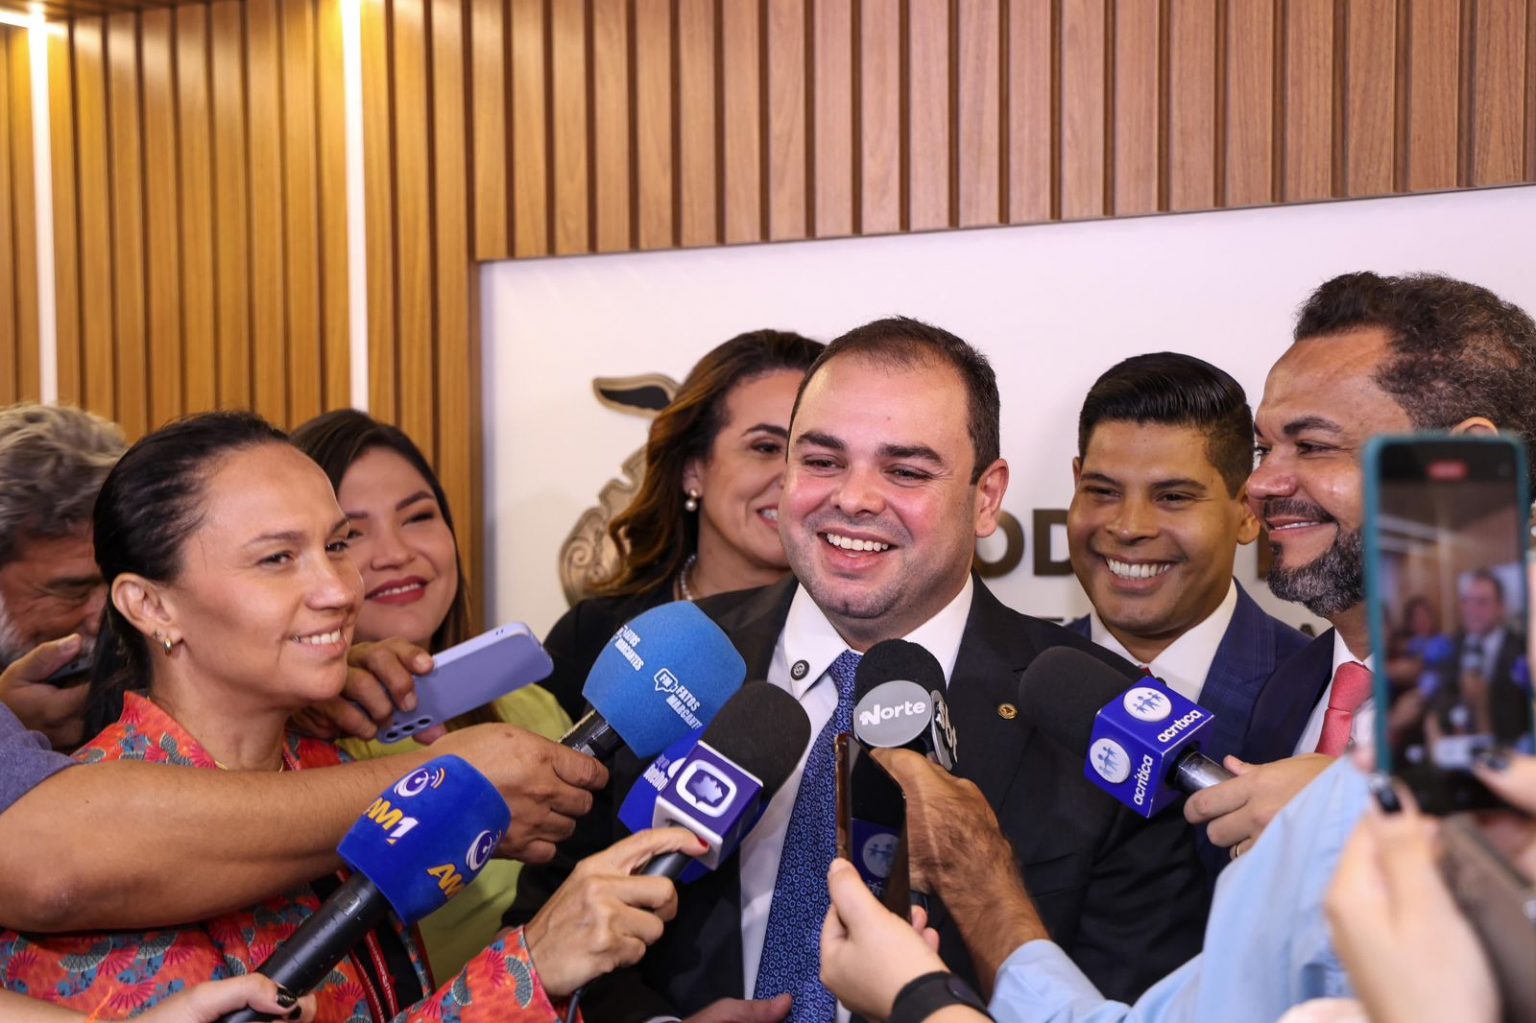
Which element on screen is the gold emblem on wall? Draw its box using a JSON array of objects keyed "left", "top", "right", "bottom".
[{"left": 559, "top": 375, "right": 680, "bottom": 606}]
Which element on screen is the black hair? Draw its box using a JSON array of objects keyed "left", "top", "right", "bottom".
[
  {"left": 1295, "top": 272, "right": 1536, "bottom": 452},
  {"left": 1076, "top": 352, "right": 1254, "bottom": 496},
  {"left": 291, "top": 408, "right": 471, "bottom": 654},
  {"left": 1465, "top": 568, "right": 1506, "bottom": 604},
  {"left": 85, "top": 411, "right": 290, "bottom": 735},
  {"left": 793, "top": 316, "right": 1000, "bottom": 483}
]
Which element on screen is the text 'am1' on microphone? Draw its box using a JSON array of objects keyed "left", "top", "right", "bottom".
[
  {"left": 639, "top": 681, "right": 812, "bottom": 880},
  {"left": 217, "top": 755, "right": 510, "bottom": 1023},
  {"left": 1015, "top": 647, "right": 1233, "bottom": 818},
  {"left": 563, "top": 600, "right": 747, "bottom": 760},
  {"left": 851, "top": 639, "right": 957, "bottom": 769}
]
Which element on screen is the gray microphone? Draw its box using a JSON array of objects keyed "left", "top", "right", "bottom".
[{"left": 851, "top": 639, "right": 957, "bottom": 769}]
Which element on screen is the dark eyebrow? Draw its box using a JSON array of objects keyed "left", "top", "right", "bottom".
[
  {"left": 246, "top": 517, "right": 350, "bottom": 546},
  {"left": 44, "top": 574, "right": 101, "bottom": 589},
  {"left": 345, "top": 492, "right": 435, "bottom": 520},
  {"left": 1151, "top": 478, "right": 1210, "bottom": 492},
  {"left": 880, "top": 443, "right": 945, "bottom": 465},
  {"left": 1281, "top": 416, "right": 1344, "bottom": 437},
  {"left": 1078, "top": 470, "right": 1121, "bottom": 486},
  {"left": 794, "top": 430, "right": 845, "bottom": 451},
  {"left": 742, "top": 423, "right": 789, "bottom": 439}
]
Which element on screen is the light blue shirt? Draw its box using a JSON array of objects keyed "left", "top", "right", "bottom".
[{"left": 991, "top": 757, "right": 1369, "bottom": 1023}]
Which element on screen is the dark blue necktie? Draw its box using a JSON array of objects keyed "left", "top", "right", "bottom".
[{"left": 753, "top": 649, "right": 861, "bottom": 1023}]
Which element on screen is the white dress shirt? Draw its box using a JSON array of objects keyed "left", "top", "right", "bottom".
[
  {"left": 1087, "top": 581, "right": 1239, "bottom": 705},
  {"left": 1293, "top": 632, "right": 1377, "bottom": 756},
  {"left": 737, "top": 576, "right": 974, "bottom": 1018}
]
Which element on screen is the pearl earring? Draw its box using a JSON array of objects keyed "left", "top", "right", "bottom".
[{"left": 685, "top": 490, "right": 700, "bottom": 513}]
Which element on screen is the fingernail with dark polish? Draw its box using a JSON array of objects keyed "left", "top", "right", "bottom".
[
  {"left": 1475, "top": 748, "right": 1511, "bottom": 772},
  {"left": 276, "top": 987, "right": 298, "bottom": 1009}
]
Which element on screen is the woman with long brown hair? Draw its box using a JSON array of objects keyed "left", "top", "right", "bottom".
[{"left": 540, "top": 329, "right": 822, "bottom": 721}]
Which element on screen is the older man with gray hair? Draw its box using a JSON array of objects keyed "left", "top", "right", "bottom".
[{"left": 0, "top": 403, "right": 125, "bottom": 748}]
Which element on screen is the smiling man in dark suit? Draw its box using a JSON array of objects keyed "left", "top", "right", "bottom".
[
  {"left": 513, "top": 317, "right": 1209, "bottom": 1023},
  {"left": 1186, "top": 272, "right": 1536, "bottom": 857},
  {"left": 1064, "top": 354, "right": 1308, "bottom": 770}
]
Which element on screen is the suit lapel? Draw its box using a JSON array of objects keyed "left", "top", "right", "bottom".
[
  {"left": 948, "top": 581, "right": 1039, "bottom": 806},
  {"left": 1244, "top": 628, "right": 1335, "bottom": 763}
]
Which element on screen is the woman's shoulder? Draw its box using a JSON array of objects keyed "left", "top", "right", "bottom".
[{"left": 556, "top": 589, "right": 672, "bottom": 640}]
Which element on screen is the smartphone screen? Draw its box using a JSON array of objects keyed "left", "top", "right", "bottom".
[
  {"left": 834, "top": 734, "right": 911, "bottom": 910},
  {"left": 1366, "top": 436, "right": 1534, "bottom": 813}
]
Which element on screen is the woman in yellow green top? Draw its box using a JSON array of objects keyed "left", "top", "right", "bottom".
[{"left": 291, "top": 409, "right": 573, "bottom": 981}]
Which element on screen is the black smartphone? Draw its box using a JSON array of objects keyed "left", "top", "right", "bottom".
[
  {"left": 41, "top": 652, "right": 93, "bottom": 688},
  {"left": 834, "top": 733, "right": 912, "bottom": 912},
  {"left": 1364, "top": 435, "right": 1534, "bottom": 814}
]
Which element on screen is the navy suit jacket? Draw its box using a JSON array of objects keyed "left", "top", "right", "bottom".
[
  {"left": 1242, "top": 628, "right": 1337, "bottom": 765},
  {"left": 1069, "top": 583, "right": 1309, "bottom": 765}
]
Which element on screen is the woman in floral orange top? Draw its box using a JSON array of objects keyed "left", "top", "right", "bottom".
[{"left": 0, "top": 412, "right": 700, "bottom": 1023}]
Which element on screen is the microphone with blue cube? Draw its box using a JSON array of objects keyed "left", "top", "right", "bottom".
[
  {"left": 1016, "top": 647, "right": 1234, "bottom": 819},
  {"left": 217, "top": 754, "right": 510, "bottom": 1023},
  {"left": 636, "top": 681, "right": 812, "bottom": 880},
  {"left": 565, "top": 600, "right": 748, "bottom": 761}
]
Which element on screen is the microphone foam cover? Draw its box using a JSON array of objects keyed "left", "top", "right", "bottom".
[
  {"left": 338, "top": 755, "right": 511, "bottom": 924},
  {"left": 1015, "top": 647, "right": 1137, "bottom": 759},
  {"left": 583, "top": 600, "right": 748, "bottom": 758},
  {"left": 854, "top": 639, "right": 946, "bottom": 702},
  {"left": 700, "top": 681, "right": 811, "bottom": 800}
]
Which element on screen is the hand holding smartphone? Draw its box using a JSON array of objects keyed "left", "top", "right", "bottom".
[{"left": 1364, "top": 435, "right": 1534, "bottom": 813}]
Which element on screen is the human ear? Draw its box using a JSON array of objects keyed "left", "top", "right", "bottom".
[
  {"left": 1449, "top": 416, "right": 1499, "bottom": 437},
  {"left": 112, "top": 575, "right": 176, "bottom": 643},
  {"left": 973, "top": 459, "right": 1011, "bottom": 538}
]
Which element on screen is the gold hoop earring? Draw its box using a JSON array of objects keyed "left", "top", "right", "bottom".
[
  {"left": 684, "top": 490, "right": 700, "bottom": 513},
  {"left": 157, "top": 633, "right": 175, "bottom": 656}
]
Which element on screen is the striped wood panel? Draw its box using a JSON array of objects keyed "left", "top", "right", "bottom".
[
  {"left": 49, "top": 0, "right": 350, "bottom": 432},
  {"left": 464, "top": 0, "right": 1536, "bottom": 260},
  {"left": 0, "top": 27, "right": 39, "bottom": 405}
]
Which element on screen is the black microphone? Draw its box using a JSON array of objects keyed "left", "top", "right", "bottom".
[
  {"left": 639, "top": 681, "right": 811, "bottom": 879},
  {"left": 217, "top": 756, "right": 509, "bottom": 1022},
  {"left": 561, "top": 601, "right": 747, "bottom": 760},
  {"left": 851, "top": 639, "right": 957, "bottom": 768},
  {"left": 1015, "top": 647, "right": 1233, "bottom": 817}
]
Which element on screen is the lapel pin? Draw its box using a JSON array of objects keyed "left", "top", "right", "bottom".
[
  {"left": 997, "top": 703, "right": 1018, "bottom": 720},
  {"left": 790, "top": 659, "right": 809, "bottom": 681}
]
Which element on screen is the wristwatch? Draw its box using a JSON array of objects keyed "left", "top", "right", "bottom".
[{"left": 887, "top": 971, "right": 992, "bottom": 1023}]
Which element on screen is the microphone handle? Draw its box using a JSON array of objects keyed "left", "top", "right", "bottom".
[
  {"left": 638, "top": 850, "right": 692, "bottom": 879},
  {"left": 216, "top": 874, "right": 391, "bottom": 1023},
  {"left": 562, "top": 708, "right": 626, "bottom": 759},
  {"left": 1173, "top": 748, "right": 1235, "bottom": 792}
]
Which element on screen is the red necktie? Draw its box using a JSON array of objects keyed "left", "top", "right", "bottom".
[{"left": 1315, "top": 661, "right": 1373, "bottom": 756}]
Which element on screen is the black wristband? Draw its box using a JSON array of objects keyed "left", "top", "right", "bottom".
[{"left": 887, "top": 971, "right": 991, "bottom": 1023}]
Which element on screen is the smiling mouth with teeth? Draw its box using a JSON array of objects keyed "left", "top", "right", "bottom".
[
  {"left": 759, "top": 508, "right": 778, "bottom": 522},
  {"left": 292, "top": 629, "right": 345, "bottom": 646},
  {"left": 1105, "top": 558, "right": 1173, "bottom": 580},
  {"left": 371, "top": 582, "right": 422, "bottom": 598},
  {"left": 824, "top": 531, "right": 891, "bottom": 553}
]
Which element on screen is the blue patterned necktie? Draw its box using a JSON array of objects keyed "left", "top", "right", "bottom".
[{"left": 753, "top": 649, "right": 861, "bottom": 1023}]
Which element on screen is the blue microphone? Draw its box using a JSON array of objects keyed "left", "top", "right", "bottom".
[
  {"left": 639, "top": 681, "right": 812, "bottom": 879},
  {"left": 564, "top": 601, "right": 747, "bottom": 760},
  {"left": 1015, "top": 647, "right": 1233, "bottom": 818},
  {"left": 218, "top": 755, "right": 509, "bottom": 1022}
]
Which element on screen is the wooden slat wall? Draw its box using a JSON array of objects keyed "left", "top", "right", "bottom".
[
  {"left": 0, "top": 26, "right": 39, "bottom": 405},
  {"left": 463, "top": 0, "right": 1536, "bottom": 261},
  {"left": 363, "top": 0, "right": 484, "bottom": 619},
  {"left": 48, "top": 0, "right": 349, "bottom": 431}
]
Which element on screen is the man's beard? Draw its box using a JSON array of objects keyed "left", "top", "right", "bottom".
[{"left": 1266, "top": 522, "right": 1364, "bottom": 619}]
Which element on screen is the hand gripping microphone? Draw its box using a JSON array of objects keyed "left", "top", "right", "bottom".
[
  {"left": 218, "top": 755, "right": 511, "bottom": 1023},
  {"left": 1015, "top": 647, "right": 1233, "bottom": 818},
  {"left": 640, "top": 681, "right": 812, "bottom": 879},
  {"left": 563, "top": 600, "right": 747, "bottom": 760},
  {"left": 851, "top": 639, "right": 957, "bottom": 769}
]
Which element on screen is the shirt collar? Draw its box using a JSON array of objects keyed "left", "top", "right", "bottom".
[
  {"left": 779, "top": 576, "right": 975, "bottom": 699},
  {"left": 1088, "top": 581, "right": 1239, "bottom": 703},
  {"left": 1331, "top": 630, "right": 1376, "bottom": 674}
]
